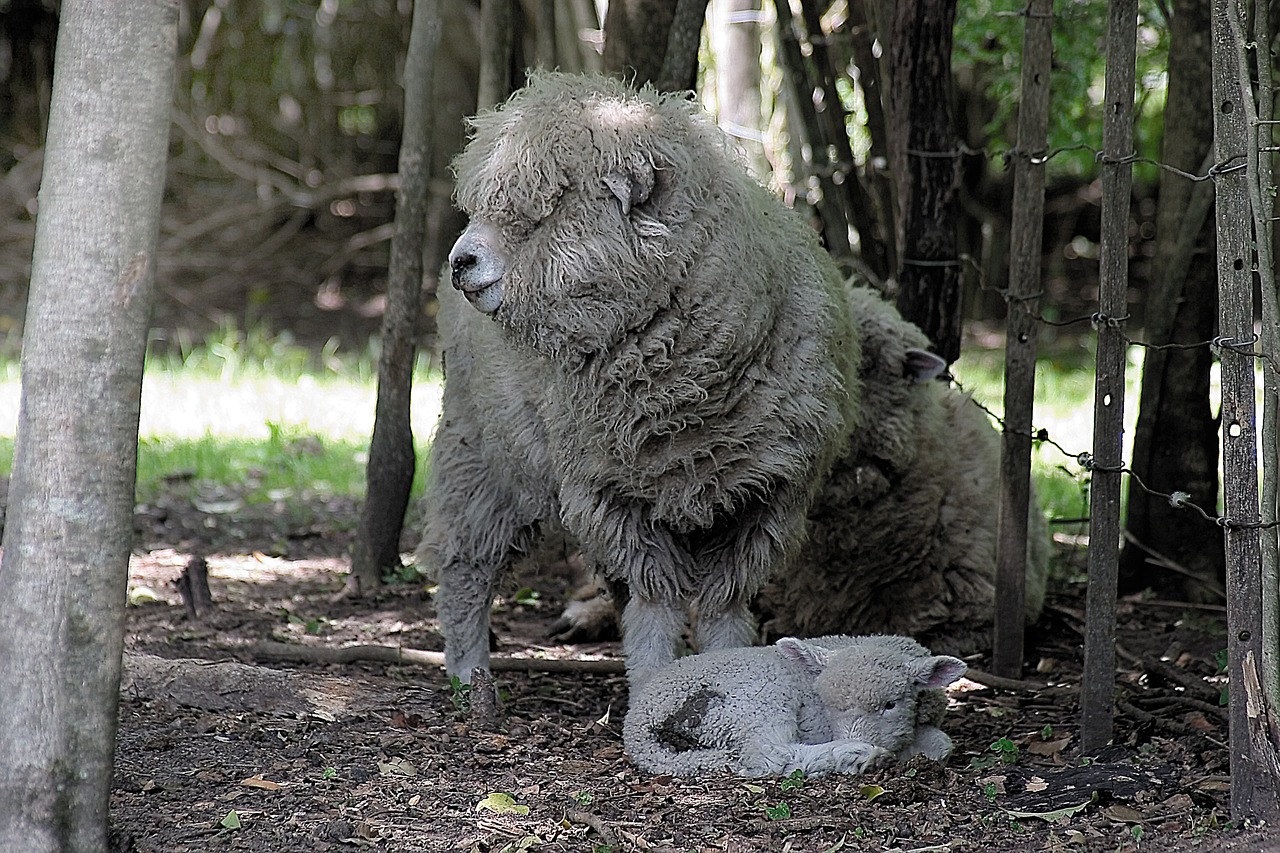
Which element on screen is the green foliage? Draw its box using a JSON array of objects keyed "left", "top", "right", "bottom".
[
  {"left": 780, "top": 769, "right": 806, "bottom": 792},
  {"left": 953, "top": 0, "right": 1169, "bottom": 180},
  {"left": 990, "top": 736, "right": 1021, "bottom": 764},
  {"left": 449, "top": 675, "right": 472, "bottom": 715},
  {"left": 763, "top": 801, "right": 792, "bottom": 821}
]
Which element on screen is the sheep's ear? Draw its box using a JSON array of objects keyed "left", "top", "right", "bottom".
[
  {"left": 914, "top": 655, "right": 968, "bottom": 690},
  {"left": 904, "top": 348, "right": 948, "bottom": 382},
  {"left": 603, "top": 164, "right": 655, "bottom": 215},
  {"left": 776, "top": 637, "right": 831, "bottom": 676}
]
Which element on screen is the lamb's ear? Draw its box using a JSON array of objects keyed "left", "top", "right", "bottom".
[
  {"left": 904, "top": 348, "right": 948, "bottom": 382},
  {"left": 913, "top": 655, "right": 968, "bottom": 690},
  {"left": 776, "top": 637, "right": 831, "bottom": 676},
  {"left": 603, "top": 163, "right": 655, "bottom": 215}
]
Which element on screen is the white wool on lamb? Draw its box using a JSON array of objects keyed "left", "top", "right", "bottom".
[
  {"left": 622, "top": 634, "right": 967, "bottom": 778},
  {"left": 418, "top": 71, "right": 1047, "bottom": 687}
]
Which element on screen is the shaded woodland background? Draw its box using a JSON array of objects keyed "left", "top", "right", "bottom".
[{"left": 0, "top": 1, "right": 1244, "bottom": 614}]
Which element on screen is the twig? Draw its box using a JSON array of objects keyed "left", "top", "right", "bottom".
[
  {"left": 963, "top": 667, "right": 1046, "bottom": 693},
  {"left": 1117, "top": 699, "right": 1199, "bottom": 737},
  {"left": 563, "top": 806, "right": 622, "bottom": 849}
]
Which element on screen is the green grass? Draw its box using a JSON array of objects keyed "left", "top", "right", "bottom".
[
  {"left": 0, "top": 324, "right": 1140, "bottom": 529},
  {"left": 952, "top": 340, "right": 1146, "bottom": 525},
  {"left": 0, "top": 326, "right": 443, "bottom": 505}
]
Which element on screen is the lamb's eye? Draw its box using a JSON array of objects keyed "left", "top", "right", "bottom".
[{"left": 882, "top": 701, "right": 897, "bottom": 712}]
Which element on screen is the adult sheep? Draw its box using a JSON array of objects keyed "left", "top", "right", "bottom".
[{"left": 420, "top": 71, "right": 1044, "bottom": 686}]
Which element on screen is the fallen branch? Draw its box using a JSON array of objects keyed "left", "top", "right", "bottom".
[
  {"left": 121, "top": 652, "right": 393, "bottom": 719},
  {"left": 563, "top": 805, "right": 622, "bottom": 849},
  {"left": 251, "top": 640, "right": 627, "bottom": 675},
  {"left": 964, "top": 667, "right": 1048, "bottom": 693}
]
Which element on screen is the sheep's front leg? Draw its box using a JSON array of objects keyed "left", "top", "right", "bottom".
[
  {"left": 419, "top": 423, "right": 536, "bottom": 683},
  {"left": 693, "top": 488, "right": 809, "bottom": 653},
  {"left": 786, "top": 739, "right": 891, "bottom": 777},
  {"left": 620, "top": 596, "right": 688, "bottom": 686}
]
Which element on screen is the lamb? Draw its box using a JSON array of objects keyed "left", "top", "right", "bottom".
[
  {"left": 418, "top": 70, "right": 1046, "bottom": 688},
  {"left": 622, "top": 634, "right": 968, "bottom": 778}
]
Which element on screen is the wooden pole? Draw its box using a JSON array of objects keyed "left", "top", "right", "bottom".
[
  {"left": 1211, "top": 0, "right": 1280, "bottom": 822},
  {"left": 992, "top": 0, "right": 1052, "bottom": 679},
  {"left": 1080, "top": 0, "right": 1136, "bottom": 753}
]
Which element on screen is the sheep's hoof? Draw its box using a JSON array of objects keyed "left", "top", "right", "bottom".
[{"left": 548, "top": 596, "right": 620, "bottom": 643}]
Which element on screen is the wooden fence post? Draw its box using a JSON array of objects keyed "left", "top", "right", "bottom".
[
  {"left": 1211, "top": 0, "right": 1280, "bottom": 823},
  {"left": 992, "top": 0, "right": 1052, "bottom": 679},
  {"left": 1080, "top": 0, "right": 1136, "bottom": 753}
]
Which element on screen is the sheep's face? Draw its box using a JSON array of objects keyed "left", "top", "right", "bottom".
[
  {"left": 816, "top": 661, "right": 920, "bottom": 753},
  {"left": 777, "top": 637, "right": 968, "bottom": 756},
  {"left": 448, "top": 73, "right": 722, "bottom": 358}
]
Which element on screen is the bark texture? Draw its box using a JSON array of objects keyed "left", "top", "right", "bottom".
[
  {"left": 886, "top": 0, "right": 963, "bottom": 363},
  {"left": 1120, "top": 0, "right": 1224, "bottom": 601},
  {"left": 0, "top": 2, "right": 178, "bottom": 849},
  {"left": 348, "top": 0, "right": 443, "bottom": 596}
]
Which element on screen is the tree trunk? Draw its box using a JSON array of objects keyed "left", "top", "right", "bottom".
[
  {"left": 477, "top": 0, "right": 514, "bottom": 110},
  {"left": 0, "top": 2, "right": 177, "bottom": 849},
  {"left": 712, "top": 0, "right": 767, "bottom": 179},
  {"left": 656, "top": 0, "right": 712, "bottom": 93},
  {"left": 602, "top": 0, "right": 679, "bottom": 87},
  {"left": 886, "top": 0, "right": 963, "bottom": 363},
  {"left": 347, "top": 0, "right": 443, "bottom": 597},
  {"left": 1212, "top": 0, "right": 1280, "bottom": 823},
  {"left": 601, "top": 0, "right": 707, "bottom": 94},
  {"left": 992, "top": 0, "right": 1053, "bottom": 679},
  {"left": 1120, "top": 0, "right": 1224, "bottom": 601},
  {"left": 1080, "top": 0, "right": 1137, "bottom": 754}
]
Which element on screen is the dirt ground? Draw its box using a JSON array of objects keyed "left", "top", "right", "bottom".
[{"left": 107, "top": 484, "right": 1280, "bottom": 853}]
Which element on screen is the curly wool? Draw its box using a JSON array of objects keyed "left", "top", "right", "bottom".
[
  {"left": 622, "top": 634, "right": 966, "bottom": 778},
  {"left": 755, "top": 288, "right": 1051, "bottom": 655},
  {"left": 421, "top": 72, "right": 861, "bottom": 682}
]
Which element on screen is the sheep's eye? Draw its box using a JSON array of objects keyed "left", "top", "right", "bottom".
[{"left": 882, "top": 701, "right": 897, "bottom": 712}]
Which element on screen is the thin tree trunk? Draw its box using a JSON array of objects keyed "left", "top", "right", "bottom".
[
  {"left": 603, "top": 0, "right": 679, "bottom": 86},
  {"left": 798, "top": 0, "right": 891, "bottom": 280},
  {"left": 992, "top": 0, "right": 1052, "bottom": 679},
  {"left": 1080, "top": 0, "right": 1137, "bottom": 754},
  {"left": 886, "top": 0, "right": 963, "bottom": 363},
  {"left": 1214, "top": 0, "right": 1280, "bottom": 822},
  {"left": 712, "top": 0, "right": 767, "bottom": 179},
  {"left": 1120, "top": 0, "right": 1223, "bottom": 601},
  {"left": 477, "top": 0, "right": 513, "bottom": 110},
  {"left": 773, "top": 0, "right": 852, "bottom": 258},
  {"left": 1233, "top": 0, "right": 1279, "bottom": 726},
  {"left": 656, "top": 0, "right": 711, "bottom": 93},
  {"left": 0, "top": 2, "right": 177, "bottom": 849},
  {"left": 347, "top": 0, "right": 443, "bottom": 597},
  {"left": 846, "top": 0, "right": 897, "bottom": 273}
]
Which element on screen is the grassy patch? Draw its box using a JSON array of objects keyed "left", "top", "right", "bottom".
[
  {"left": 0, "top": 326, "right": 443, "bottom": 504},
  {"left": 0, "top": 324, "right": 1143, "bottom": 529},
  {"left": 952, "top": 340, "right": 1144, "bottom": 525}
]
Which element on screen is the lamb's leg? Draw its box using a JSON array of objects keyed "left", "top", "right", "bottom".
[
  {"left": 620, "top": 596, "right": 687, "bottom": 686},
  {"left": 739, "top": 728, "right": 889, "bottom": 778}
]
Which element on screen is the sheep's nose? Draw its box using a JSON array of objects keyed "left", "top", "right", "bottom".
[{"left": 450, "top": 250, "right": 477, "bottom": 277}]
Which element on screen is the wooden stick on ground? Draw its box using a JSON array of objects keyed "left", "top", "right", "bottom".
[{"left": 251, "top": 641, "right": 627, "bottom": 675}]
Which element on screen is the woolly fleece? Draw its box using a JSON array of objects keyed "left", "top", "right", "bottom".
[{"left": 622, "top": 634, "right": 967, "bottom": 778}]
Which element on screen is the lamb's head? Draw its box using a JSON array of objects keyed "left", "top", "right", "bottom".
[
  {"left": 777, "top": 637, "right": 966, "bottom": 755},
  {"left": 448, "top": 71, "right": 729, "bottom": 358}
]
